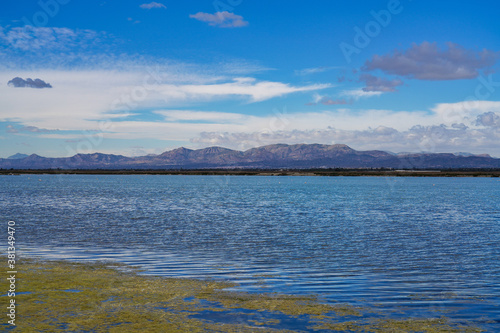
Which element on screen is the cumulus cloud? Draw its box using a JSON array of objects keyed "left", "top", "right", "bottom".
[
  {"left": 431, "top": 100, "right": 500, "bottom": 126},
  {"left": 6, "top": 125, "right": 57, "bottom": 133},
  {"left": 178, "top": 106, "right": 500, "bottom": 156},
  {"left": 189, "top": 11, "right": 248, "bottom": 28},
  {"left": 140, "top": 2, "right": 166, "bottom": 9},
  {"left": 476, "top": 111, "right": 500, "bottom": 128},
  {"left": 8, "top": 77, "right": 52, "bottom": 88},
  {"left": 363, "top": 42, "right": 499, "bottom": 80},
  {"left": 191, "top": 120, "right": 500, "bottom": 156},
  {"left": 359, "top": 74, "right": 403, "bottom": 92}
]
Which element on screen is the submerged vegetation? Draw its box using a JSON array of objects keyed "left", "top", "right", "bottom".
[{"left": 0, "top": 258, "right": 484, "bottom": 332}]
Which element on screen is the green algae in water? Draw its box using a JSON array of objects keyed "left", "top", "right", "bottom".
[{"left": 0, "top": 258, "right": 484, "bottom": 332}]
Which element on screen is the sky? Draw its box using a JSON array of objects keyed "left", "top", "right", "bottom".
[{"left": 1, "top": 0, "right": 500, "bottom": 158}]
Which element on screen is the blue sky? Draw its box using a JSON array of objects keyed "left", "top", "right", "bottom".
[{"left": 1, "top": 0, "right": 500, "bottom": 157}]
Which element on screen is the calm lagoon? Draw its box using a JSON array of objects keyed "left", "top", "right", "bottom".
[{"left": 2, "top": 174, "right": 499, "bottom": 330}]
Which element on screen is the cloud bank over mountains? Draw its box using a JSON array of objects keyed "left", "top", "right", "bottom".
[{"left": 190, "top": 111, "right": 500, "bottom": 155}]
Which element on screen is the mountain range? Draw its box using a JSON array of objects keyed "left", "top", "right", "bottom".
[{"left": 1, "top": 144, "right": 499, "bottom": 170}]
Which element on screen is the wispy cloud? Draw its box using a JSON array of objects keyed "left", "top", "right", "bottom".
[
  {"left": 294, "top": 66, "right": 339, "bottom": 76},
  {"left": 364, "top": 41, "right": 499, "bottom": 80},
  {"left": 154, "top": 110, "right": 249, "bottom": 123},
  {"left": 6, "top": 125, "right": 58, "bottom": 133},
  {"left": 140, "top": 2, "right": 166, "bottom": 9},
  {"left": 306, "top": 93, "right": 351, "bottom": 106},
  {"left": 189, "top": 11, "right": 248, "bottom": 28},
  {"left": 359, "top": 74, "right": 403, "bottom": 92},
  {"left": 0, "top": 70, "right": 330, "bottom": 135},
  {"left": 127, "top": 17, "right": 141, "bottom": 24},
  {"left": 319, "top": 98, "right": 351, "bottom": 105},
  {"left": 0, "top": 25, "right": 109, "bottom": 52},
  {"left": 156, "top": 77, "right": 329, "bottom": 102},
  {"left": 340, "top": 88, "right": 383, "bottom": 100}
]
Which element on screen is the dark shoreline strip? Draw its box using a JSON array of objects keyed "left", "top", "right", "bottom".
[{"left": 1, "top": 168, "right": 500, "bottom": 177}]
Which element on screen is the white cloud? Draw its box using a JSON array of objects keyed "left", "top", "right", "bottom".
[
  {"left": 140, "top": 2, "right": 166, "bottom": 9},
  {"left": 340, "top": 88, "right": 383, "bottom": 99},
  {"left": 0, "top": 70, "right": 329, "bottom": 135},
  {"left": 64, "top": 107, "right": 445, "bottom": 144},
  {"left": 0, "top": 70, "right": 149, "bottom": 128},
  {"left": 189, "top": 11, "right": 248, "bottom": 28},
  {"left": 191, "top": 117, "right": 500, "bottom": 156},
  {"left": 156, "top": 77, "right": 330, "bottom": 102},
  {"left": 0, "top": 25, "right": 108, "bottom": 52},
  {"left": 432, "top": 100, "right": 500, "bottom": 125},
  {"left": 154, "top": 110, "right": 249, "bottom": 122},
  {"left": 144, "top": 105, "right": 500, "bottom": 156},
  {"left": 2, "top": 66, "right": 499, "bottom": 157},
  {"left": 294, "top": 66, "right": 339, "bottom": 76}
]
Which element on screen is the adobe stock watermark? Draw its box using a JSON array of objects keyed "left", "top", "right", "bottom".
[
  {"left": 22, "top": 0, "right": 71, "bottom": 28},
  {"left": 339, "top": 0, "right": 409, "bottom": 64},
  {"left": 213, "top": 0, "right": 242, "bottom": 12},
  {"left": 6, "top": 220, "right": 17, "bottom": 326}
]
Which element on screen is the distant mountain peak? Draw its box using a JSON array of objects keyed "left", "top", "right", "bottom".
[
  {"left": 454, "top": 152, "right": 492, "bottom": 158},
  {"left": 0, "top": 143, "right": 498, "bottom": 169},
  {"left": 167, "top": 147, "right": 193, "bottom": 154},
  {"left": 7, "top": 153, "right": 29, "bottom": 159},
  {"left": 202, "top": 146, "right": 233, "bottom": 153}
]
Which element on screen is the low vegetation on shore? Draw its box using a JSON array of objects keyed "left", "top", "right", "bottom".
[
  {"left": 1, "top": 168, "right": 500, "bottom": 177},
  {"left": 0, "top": 258, "right": 483, "bottom": 332}
]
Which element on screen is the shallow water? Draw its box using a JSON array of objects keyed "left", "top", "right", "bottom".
[{"left": 2, "top": 174, "right": 499, "bottom": 330}]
